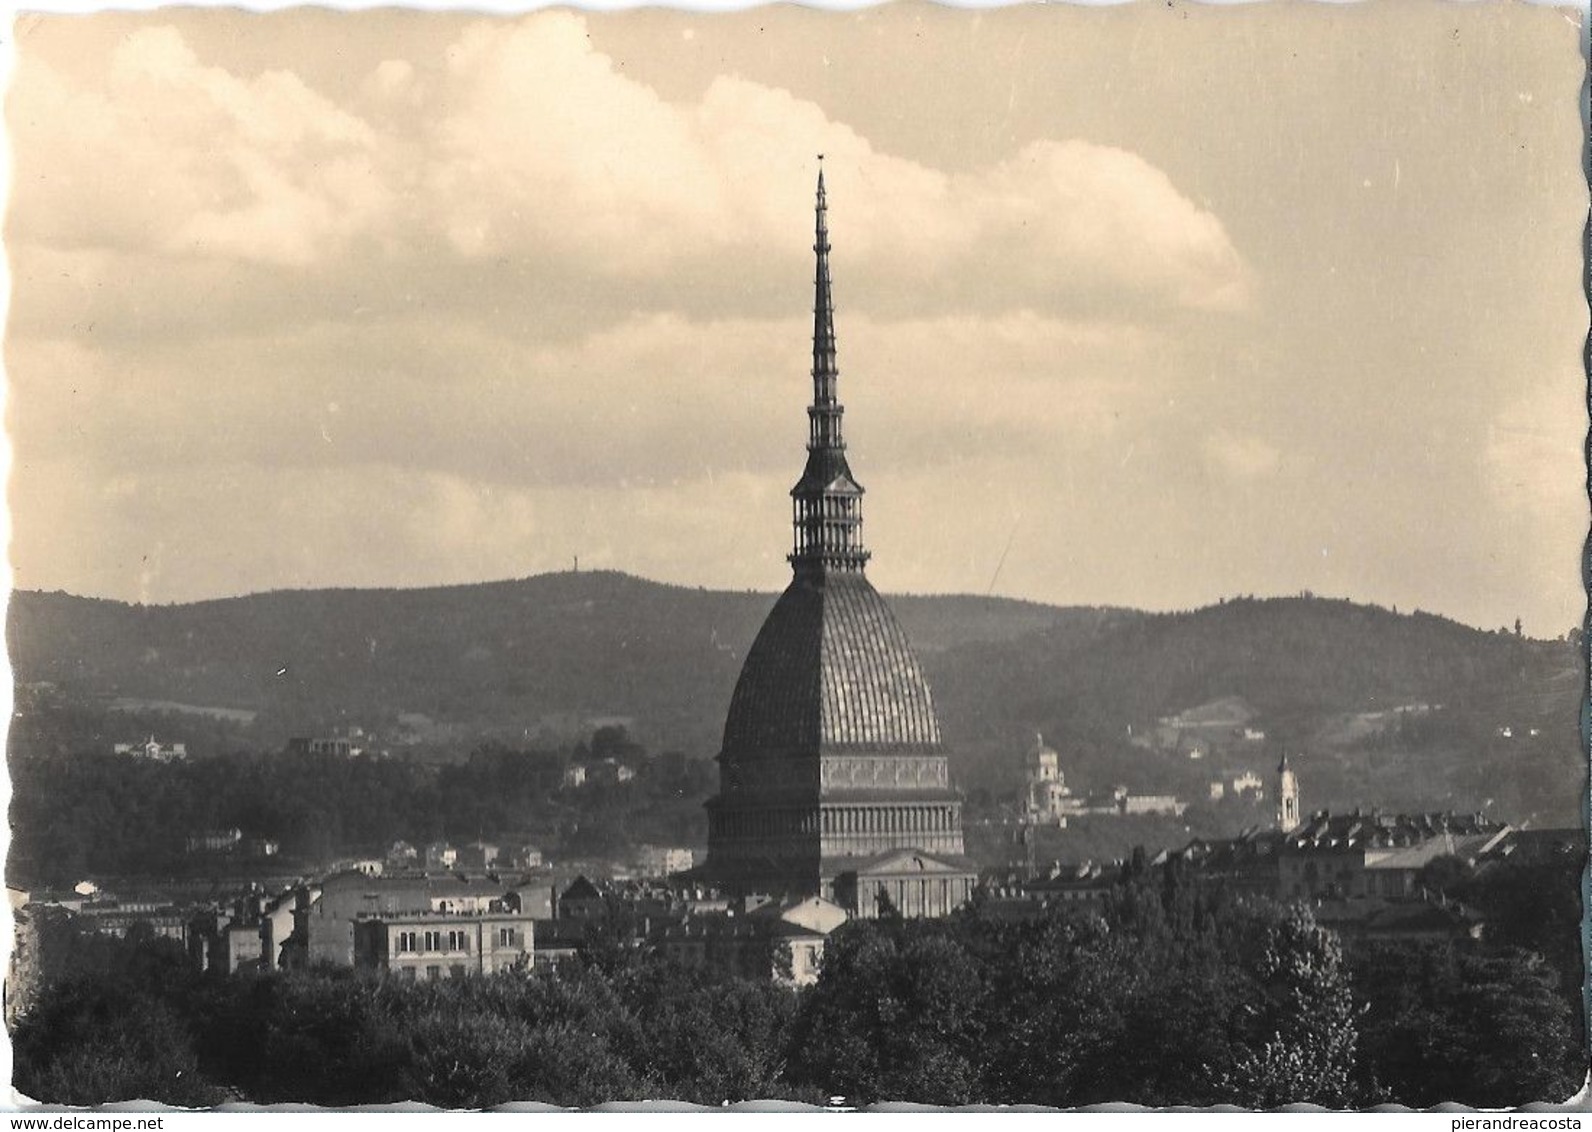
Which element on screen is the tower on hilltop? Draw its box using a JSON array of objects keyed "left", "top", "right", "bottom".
[{"left": 702, "top": 164, "right": 977, "bottom": 918}]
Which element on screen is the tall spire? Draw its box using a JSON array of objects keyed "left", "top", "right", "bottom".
[
  {"left": 790, "top": 159, "right": 869, "bottom": 577},
  {"left": 812, "top": 164, "right": 838, "bottom": 416}
]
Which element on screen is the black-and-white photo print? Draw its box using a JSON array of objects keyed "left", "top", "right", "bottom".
[{"left": 4, "top": 1, "right": 1586, "bottom": 1112}]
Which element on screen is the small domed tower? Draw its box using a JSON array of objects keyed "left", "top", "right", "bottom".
[
  {"left": 1025, "top": 733, "right": 1060, "bottom": 785},
  {"left": 1024, "top": 733, "right": 1068, "bottom": 822},
  {"left": 1276, "top": 752, "right": 1300, "bottom": 833}
]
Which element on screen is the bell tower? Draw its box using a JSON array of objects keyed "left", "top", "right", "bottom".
[{"left": 1276, "top": 752, "right": 1300, "bottom": 833}]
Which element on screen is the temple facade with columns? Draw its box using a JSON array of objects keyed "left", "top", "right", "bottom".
[{"left": 703, "top": 166, "right": 978, "bottom": 918}]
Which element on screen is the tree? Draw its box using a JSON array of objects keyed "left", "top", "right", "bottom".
[
  {"left": 623, "top": 960, "right": 800, "bottom": 1103},
  {"left": 975, "top": 908, "right": 1140, "bottom": 1105},
  {"left": 13, "top": 979, "right": 227, "bottom": 1106},
  {"left": 1216, "top": 903, "right": 1360, "bottom": 1107},
  {"left": 1351, "top": 942, "right": 1584, "bottom": 1106},
  {"left": 789, "top": 924, "right": 985, "bottom": 1105},
  {"left": 397, "top": 1002, "right": 531, "bottom": 1108},
  {"left": 589, "top": 725, "right": 644, "bottom": 764},
  {"left": 1458, "top": 855, "right": 1587, "bottom": 1001},
  {"left": 1416, "top": 854, "right": 1472, "bottom": 898}
]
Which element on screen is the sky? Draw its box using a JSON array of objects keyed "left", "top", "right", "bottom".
[{"left": 4, "top": 2, "right": 1586, "bottom": 635}]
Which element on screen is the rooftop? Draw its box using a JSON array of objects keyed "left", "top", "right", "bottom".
[{"left": 722, "top": 571, "right": 942, "bottom": 757}]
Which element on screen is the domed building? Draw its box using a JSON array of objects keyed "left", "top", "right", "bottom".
[
  {"left": 1023, "top": 733, "right": 1073, "bottom": 824},
  {"left": 703, "top": 168, "right": 977, "bottom": 918}
]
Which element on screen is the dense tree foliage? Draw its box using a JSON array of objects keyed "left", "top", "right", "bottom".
[
  {"left": 1455, "top": 853, "right": 1587, "bottom": 1004},
  {"left": 15, "top": 870, "right": 1584, "bottom": 1109},
  {"left": 10, "top": 927, "right": 230, "bottom": 1106},
  {"left": 790, "top": 926, "right": 987, "bottom": 1104},
  {"left": 8, "top": 731, "right": 716, "bottom": 886},
  {"left": 788, "top": 876, "right": 1368, "bottom": 1107},
  {"left": 1351, "top": 943, "right": 1583, "bottom": 1106},
  {"left": 15, "top": 941, "right": 807, "bottom": 1108}
]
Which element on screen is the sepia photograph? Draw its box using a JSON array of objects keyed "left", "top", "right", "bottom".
[{"left": 2, "top": 0, "right": 1587, "bottom": 1111}]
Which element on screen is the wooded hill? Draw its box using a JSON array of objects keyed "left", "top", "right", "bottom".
[
  {"left": 7, "top": 572, "right": 1081, "bottom": 755},
  {"left": 9, "top": 572, "right": 1582, "bottom": 824}
]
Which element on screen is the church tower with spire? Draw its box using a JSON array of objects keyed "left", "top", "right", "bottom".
[
  {"left": 1276, "top": 752, "right": 1300, "bottom": 833},
  {"left": 703, "top": 165, "right": 977, "bottom": 917}
]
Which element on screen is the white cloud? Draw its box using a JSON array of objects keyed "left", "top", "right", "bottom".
[
  {"left": 7, "top": 305, "right": 1160, "bottom": 495},
  {"left": 10, "top": 27, "right": 393, "bottom": 268},
  {"left": 3, "top": 5, "right": 1580, "bottom": 639},
  {"left": 8, "top": 14, "right": 1248, "bottom": 316},
  {"left": 418, "top": 20, "right": 1248, "bottom": 311}
]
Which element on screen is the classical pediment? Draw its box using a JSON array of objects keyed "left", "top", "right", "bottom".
[{"left": 842, "top": 849, "right": 978, "bottom": 878}]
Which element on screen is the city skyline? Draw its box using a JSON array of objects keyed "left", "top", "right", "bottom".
[{"left": 5, "top": 3, "right": 1585, "bottom": 635}]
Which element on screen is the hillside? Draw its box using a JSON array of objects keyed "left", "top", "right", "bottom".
[
  {"left": 8, "top": 576, "right": 1583, "bottom": 825},
  {"left": 935, "top": 594, "right": 1568, "bottom": 738},
  {"left": 931, "top": 595, "right": 1584, "bottom": 824},
  {"left": 7, "top": 572, "right": 1099, "bottom": 757}
]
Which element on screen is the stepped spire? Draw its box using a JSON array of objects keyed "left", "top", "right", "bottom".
[
  {"left": 812, "top": 164, "right": 838, "bottom": 413},
  {"left": 790, "top": 160, "right": 869, "bottom": 576}
]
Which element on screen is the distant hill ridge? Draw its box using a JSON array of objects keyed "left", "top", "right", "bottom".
[
  {"left": 9, "top": 572, "right": 1579, "bottom": 823},
  {"left": 7, "top": 571, "right": 1113, "bottom": 752}
]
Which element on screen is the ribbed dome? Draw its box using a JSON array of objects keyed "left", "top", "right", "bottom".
[{"left": 722, "top": 571, "right": 943, "bottom": 756}]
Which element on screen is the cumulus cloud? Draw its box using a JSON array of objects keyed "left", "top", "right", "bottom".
[
  {"left": 0, "top": 6, "right": 1252, "bottom": 611},
  {"left": 11, "top": 5, "right": 1576, "bottom": 638},
  {"left": 7, "top": 307, "right": 1162, "bottom": 494},
  {"left": 421, "top": 17, "right": 1248, "bottom": 309},
  {"left": 9, "top": 27, "right": 393, "bottom": 267},
  {"left": 8, "top": 13, "right": 1248, "bottom": 323}
]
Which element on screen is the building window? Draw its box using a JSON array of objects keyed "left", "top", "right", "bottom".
[
  {"left": 423, "top": 930, "right": 442, "bottom": 952},
  {"left": 447, "top": 930, "right": 469, "bottom": 953},
  {"left": 397, "top": 931, "right": 418, "bottom": 953},
  {"left": 498, "top": 927, "right": 517, "bottom": 948},
  {"left": 426, "top": 965, "right": 441, "bottom": 981}
]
